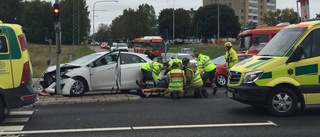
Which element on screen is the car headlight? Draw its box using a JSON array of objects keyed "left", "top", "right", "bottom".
[{"left": 243, "top": 70, "right": 263, "bottom": 83}]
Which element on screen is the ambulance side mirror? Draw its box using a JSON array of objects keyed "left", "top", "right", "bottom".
[{"left": 286, "top": 45, "right": 304, "bottom": 63}]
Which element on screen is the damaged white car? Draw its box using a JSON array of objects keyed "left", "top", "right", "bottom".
[{"left": 40, "top": 51, "right": 151, "bottom": 96}]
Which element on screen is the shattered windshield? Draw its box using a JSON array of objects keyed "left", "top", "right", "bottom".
[{"left": 258, "top": 27, "right": 306, "bottom": 56}]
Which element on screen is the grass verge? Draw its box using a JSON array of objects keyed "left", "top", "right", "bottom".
[{"left": 28, "top": 43, "right": 93, "bottom": 78}]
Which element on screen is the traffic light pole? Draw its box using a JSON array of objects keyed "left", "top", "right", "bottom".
[{"left": 54, "top": 0, "right": 62, "bottom": 95}]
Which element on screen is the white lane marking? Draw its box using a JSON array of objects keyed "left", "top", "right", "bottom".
[
  {"left": 10, "top": 111, "right": 33, "bottom": 115},
  {"left": 0, "top": 126, "right": 24, "bottom": 132},
  {"left": 3, "top": 118, "right": 29, "bottom": 123},
  {"left": 0, "top": 121, "right": 277, "bottom": 135},
  {"left": 133, "top": 121, "right": 277, "bottom": 130}
]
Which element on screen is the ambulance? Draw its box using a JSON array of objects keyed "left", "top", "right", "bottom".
[
  {"left": 0, "top": 21, "right": 37, "bottom": 122},
  {"left": 227, "top": 20, "right": 320, "bottom": 116}
]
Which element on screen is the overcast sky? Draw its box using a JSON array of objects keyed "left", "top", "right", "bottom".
[{"left": 47, "top": 0, "right": 320, "bottom": 34}]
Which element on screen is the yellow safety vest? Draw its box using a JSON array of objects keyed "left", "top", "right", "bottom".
[
  {"left": 187, "top": 67, "right": 202, "bottom": 85},
  {"left": 169, "top": 58, "right": 182, "bottom": 68},
  {"left": 167, "top": 69, "right": 184, "bottom": 92},
  {"left": 197, "top": 54, "right": 216, "bottom": 72},
  {"left": 141, "top": 62, "right": 163, "bottom": 80},
  {"left": 226, "top": 48, "right": 238, "bottom": 69}
]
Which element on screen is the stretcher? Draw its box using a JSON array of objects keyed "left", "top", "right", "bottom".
[{"left": 137, "top": 80, "right": 168, "bottom": 98}]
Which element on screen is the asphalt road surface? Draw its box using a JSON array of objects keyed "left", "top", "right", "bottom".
[{"left": 2, "top": 87, "right": 320, "bottom": 137}]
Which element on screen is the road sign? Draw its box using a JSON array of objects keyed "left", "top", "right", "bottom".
[{"left": 215, "top": 38, "right": 222, "bottom": 45}]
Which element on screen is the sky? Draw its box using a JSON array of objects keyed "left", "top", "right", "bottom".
[{"left": 46, "top": 0, "right": 320, "bottom": 34}]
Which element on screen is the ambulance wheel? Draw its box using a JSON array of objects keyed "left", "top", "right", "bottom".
[
  {"left": 266, "top": 87, "right": 298, "bottom": 117},
  {"left": 215, "top": 74, "right": 227, "bottom": 87},
  {"left": 0, "top": 98, "right": 5, "bottom": 122},
  {"left": 70, "top": 77, "right": 88, "bottom": 97}
]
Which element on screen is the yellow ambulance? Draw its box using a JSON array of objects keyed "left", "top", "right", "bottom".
[
  {"left": 227, "top": 20, "right": 320, "bottom": 116},
  {"left": 0, "top": 21, "right": 36, "bottom": 121}
]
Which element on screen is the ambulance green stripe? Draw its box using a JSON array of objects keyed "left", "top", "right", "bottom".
[
  {"left": 245, "top": 60, "right": 265, "bottom": 68},
  {"left": 0, "top": 26, "right": 21, "bottom": 60},
  {"left": 295, "top": 64, "right": 318, "bottom": 76},
  {"left": 252, "top": 58, "right": 275, "bottom": 69},
  {"left": 260, "top": 72, "right": 272, "bottom": 79}
]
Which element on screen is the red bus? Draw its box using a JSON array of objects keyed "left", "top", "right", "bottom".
[
  {"left": 238, "top": 23, "right": 289, "bottom": 52},
  {"left": 133, "top": 36, "right": 166, "bottom": 56}
]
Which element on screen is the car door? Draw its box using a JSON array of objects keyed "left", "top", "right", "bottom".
[
  {"left": 294, "top": 28, "right": 320, "bottom": 104},
  {"left": 119, "top": 53, "right": 147, "bottom": 89},
  {"left": 90, "top": 51, "right": 120, "bottom": 90}
]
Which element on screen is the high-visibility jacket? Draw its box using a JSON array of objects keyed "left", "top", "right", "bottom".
[
  {"left": 169, "top": 58, "right": 182, "bottom": 68},
  {"left": 226, "top": 48, "right": 238, "bottom": 69},
  {"left": 167, "top": 68, "right": 185, "bottom": 92},
  {"left": 186, "top": 65, "right": 203, "bottom": 86},
  {"left": 141, "top": 61, "right": 163, "bottom": 80},
  {"left": 197, "top": 53, "right": 216, "bottom": 72}
]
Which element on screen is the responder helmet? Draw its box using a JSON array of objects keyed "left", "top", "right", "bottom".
[
  {"left": 172, "top": 62, "right": 179, "bottom": 68},
  {"left": 182, "top": 57, "right": 190, "bottom": 64},
  {"left": 224, "top": 42, "right": 232, "bottom": 47}
]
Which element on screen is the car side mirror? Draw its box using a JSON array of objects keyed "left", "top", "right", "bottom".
[
  {"left": 88, "top": 62, "right": 95, "bottom": 67},
  {"left": 286, "top": 45, "right": 304, "bottom": 63}
]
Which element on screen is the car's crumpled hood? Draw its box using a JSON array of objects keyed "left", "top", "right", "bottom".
[{"left": 45, "top": 63, "right": 81, "bottom": 73}]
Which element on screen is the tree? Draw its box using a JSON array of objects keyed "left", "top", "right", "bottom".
[
  {"left": 21, "top": 0, "right": 53, "bottom": 43},
  {"left": 263, "top": 8, "right": 299, "bottom": 25},
  {"left": 110, "top": 4, "right": 157, "bottom": 40},
  {"left": 0, "top": 0, "right": 23, "bottom": 24},
  {"left": 246, "top": 21, "right": 257, "bottom": 27},
  {"left": 95, "top": 23, "right": 109, "bottom": 42},
  {"left": 193, "top": 4, "right": 241, "bottom": 39},
  {"left": 158, "top": 8, "right": 191, "bottom": 40},
  {"left": 60, "top": 0, "right": 90, "bottom": 45}
]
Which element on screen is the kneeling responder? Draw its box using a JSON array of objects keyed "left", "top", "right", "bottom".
[
  {"left": 194, "top": 52, "right": 218, "bottom": 94},
  {"left": 182, "top": 58, "right": 208, "bottom": 98},
  {"left": 136, "top": 61, "right": 168, "bottom": 88},
  {"left": 164, "top": 57, "right": 183, "bottom": 75},
  {"left": 164, "top": 62, "right": 186, "bottom": 99}
]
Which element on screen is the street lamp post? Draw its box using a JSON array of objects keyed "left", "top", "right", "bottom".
[
  {"left": 92, "top": 0, "right": 117, "bottom": 49},
  {"left": 172, "top": 0, "right": 175, "bottom": 46}
]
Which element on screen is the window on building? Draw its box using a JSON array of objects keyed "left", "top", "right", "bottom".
[{"left": 241, "top": 16, "right": 244, "bottom": 19}]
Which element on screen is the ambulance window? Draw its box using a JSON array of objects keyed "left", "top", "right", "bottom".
[
  {"left": 300, "top": 29, "right": 320, "bottom": 58},
  {"left": 0, "top": 36, "right": 8, "bottom": 53}
]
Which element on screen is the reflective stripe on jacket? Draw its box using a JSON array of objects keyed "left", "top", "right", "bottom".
[{"left": 167, "top": 69, "right": 185, "bottom": 92}]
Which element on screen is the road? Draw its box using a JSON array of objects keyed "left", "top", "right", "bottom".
[{"left": 2, "top": 87, "right": 320, "bottom": 137}]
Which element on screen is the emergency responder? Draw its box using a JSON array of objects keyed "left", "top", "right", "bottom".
[
  {"left": 225, "top": 42, "right": 238, "bottom": 70},
  {"left": 164, "top": 57, "right": 183, "bottom": 75},
  {"left": 182, "top": 58, "right": 208, "bottom": 98},
  {"left": 164, "top": 62, "right": 186, "bottom": 99},
  {"left": 136, "top": 61, "right": 168, "bottom": 88},
  {"left": 194, "top": 52, "right": 218, "bottom": 94},
  {"left": 145, "top": 44, "right": 156, "bottom": 60}
]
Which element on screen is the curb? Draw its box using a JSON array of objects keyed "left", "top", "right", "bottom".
[{"left": 34, "top": 94, "right": 141, "bottom": 106}]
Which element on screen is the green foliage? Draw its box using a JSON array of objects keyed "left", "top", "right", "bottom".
[
  {"left": 158, "top": 8, "right": 191, "bottom": 39},
  {"left": 0, "top": 0, "right": 23, "bottom": 24},
  {"left": 60, "top": 0, "right": 90, "bottom": 45},
  {"left": 95, "top": 23, "right": 109, "bottom": 42},
  {"left": 193, "top": 4, "right": 241, "bottom": 40},
  {"left": 263, "top": 8, "right": 299, "bottom": 25},
  {"left": 110, "top": 4, "right": 157, "bottom": 40},
  {"left": 21, "top": 0, "right": 53, "bottom": 44}
]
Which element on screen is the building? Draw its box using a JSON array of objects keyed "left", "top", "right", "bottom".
[{"left": 203, "top": 0, "right": 276, "bottom": 28}]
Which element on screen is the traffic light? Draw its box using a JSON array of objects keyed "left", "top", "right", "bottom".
[{"left": 53, "top": 3, "right": 59, "bottom": 22}]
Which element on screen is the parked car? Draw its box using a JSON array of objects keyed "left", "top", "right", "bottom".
[
  {"left": 179, "top": 48, "right": 194, "bottom": 56},
  {"left": 158, "top": 52, "right": 174, "bottom": 63},
  {"left": 247, "top": 43, "right": 267, "bottom": 55},
  {"left": 110, "top": 43, "right": 129, "bottom": 52},
  {"left": 204, "top": 53, "right": 254, "bottom": 87},
  {"left": 171, "top": 53, "right": 197, "bottom": 65},
  {"left": 40, "top": 51, "right": 151, "bottom": 96},
  {"left": 100, "top": 42, "right": 109, "bottom": 49}
]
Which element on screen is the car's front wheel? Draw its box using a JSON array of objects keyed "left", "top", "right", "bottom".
[
  {"left": 266, "top": 87, "right": 298, "bottom": 117},
  {"left": 215, "top": 74, "right": 227, "bottom": 87},
  {"left": 70, "top": 77, "right": 88, "bottom": 97}
]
